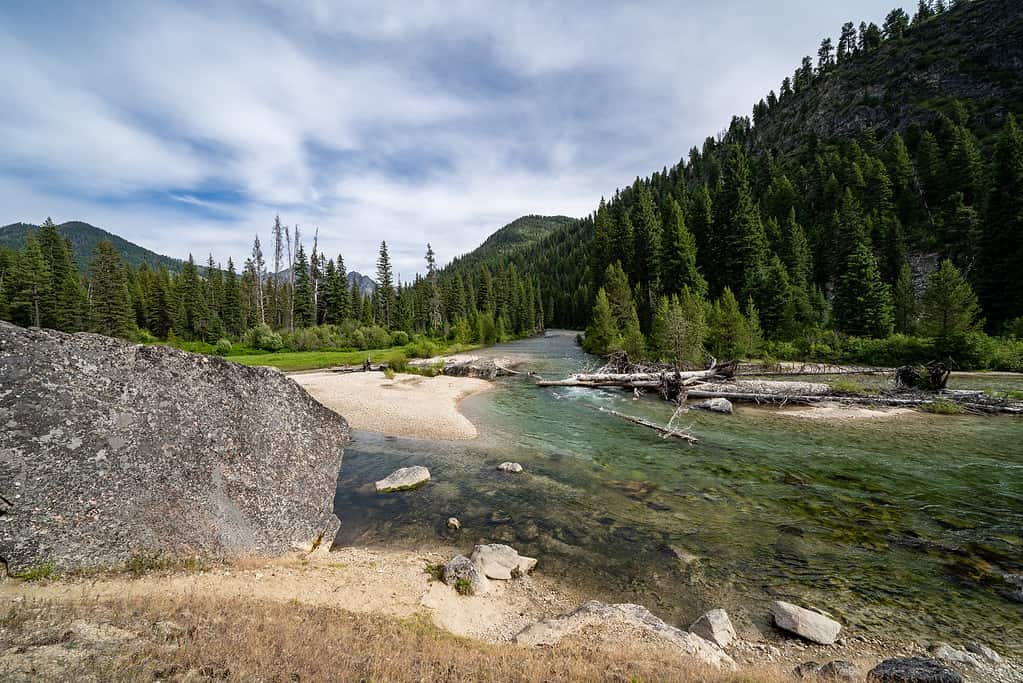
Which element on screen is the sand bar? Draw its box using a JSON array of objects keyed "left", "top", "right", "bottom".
[{"left": 291, "top": 370, "right": 492, "bottom": 440}]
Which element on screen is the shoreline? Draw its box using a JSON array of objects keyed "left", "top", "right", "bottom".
[{"left": 291, "top": 370, "right": 493, "bottom": 440}]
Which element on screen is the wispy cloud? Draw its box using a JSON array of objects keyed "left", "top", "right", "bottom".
[{"left": 0, "top": 0, "right": 910, "bottom": 276}]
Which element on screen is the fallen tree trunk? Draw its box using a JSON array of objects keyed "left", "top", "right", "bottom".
[
  {"left": 682, "top": 390, "right": 1023, "bottom": 414},
  {"left": 596, "top": 407, "right": 699, "bottom": 443},
  {"left": 536, "top": 367, "right": 720, "bottom": 388},
  {"left": 689, "top": 380, "right": 831, "bottom": 396}
]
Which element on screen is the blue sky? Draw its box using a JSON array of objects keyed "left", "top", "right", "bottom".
[{"left": 0, "top": 1, "right": 909, "bottom": 277}]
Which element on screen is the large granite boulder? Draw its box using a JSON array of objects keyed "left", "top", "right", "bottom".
[
  {"left": 688, "top": 608, "right": 736, "bottom": 648},
  {"left": 470, "top": 543, "right": 537, "bottom": 579},
  {"left": 374, "top": 466, "right": 430, "bottom": 492},
  {"left": 0, "top": 323, "right": 349, "bottom": 574}
]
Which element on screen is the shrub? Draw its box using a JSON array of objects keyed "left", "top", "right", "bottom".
[
  {"left": 383, "top": 367, "right": 395, "bottom": 380},
  {"left": 347, "top": 328, "right": 367, "bottom": 350},
  {"left": 285, "top": 327, "right": 324, "bottom": 352},
  {"left": 214, "top": 338, "right": 232, "bottom": 356},
  {"left": 407, "top": 335, "right": 442, "bottom": 359},
  {"left": 829, "top": 379, "right": 867, "bottom": 395},
  {"left": 362, "top": 325, "right": 391, "bottom": 350},
  {"left": 454, "top": 577, "right": 474, "bottom": 596},
  {"left": 388, "top": 352, "right": 409, "bottom": 373},
  {"left": 243, "top": 323, "right": 284, "bottom": 352},
  {"left": 135, "top": 328, "right": 158, "bottom": 344},
  {"left": 424, "top": 563, "right": 444, "bottom": 582},
  {"left": 390, "top": 331, "right": 409, "bottom": 347}
]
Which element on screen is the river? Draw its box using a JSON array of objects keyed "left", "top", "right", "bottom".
[{"left": 332, "top": 330, "right": 1023, "bottom": 650}]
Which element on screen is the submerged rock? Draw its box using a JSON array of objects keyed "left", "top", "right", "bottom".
[
  {"left": 770, "top": 601, "right": 842, "bottom": 645},
  {"left": 515, "top": 600, "right": 734, "bottom": 668},
  {"left": 442, "top": 554, "right": 488, "bottom": 594},
  {"left": 867, "top": 658, "right": 963, "bottom": 683},
  {"left": 692, "top": 398, "right": 734, "bottom": 414},
  {"left": 374, "top": 466, "right": 431, "bottom": 492},
  {"left": 470, "top": 543, "right": 536, "bottom": 579},
  {"left": 497, "top": 462, "right": 524, "bottom": 473},
  {"left": 446, "top": 517, "right": 461, "bottom": 530},
  {"left": 688, "top": 608, "right": 736, "bottom": 648},
  {"left": 0, "top": 322, "right": 349, "bottom": 574}
]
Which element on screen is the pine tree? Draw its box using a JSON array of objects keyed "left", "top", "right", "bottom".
[
  {"left": 979, "top": 114, "right": 1023, "bottom": 326},
  {"left": 749, "top": 255, "right": 794, "bottom": 339},
  {"left": 893, "top": 261, "right": 916, "bottom": 334},
  {"left": 376, "top": 241, "right": 395, "bottom": 327},
  {"left": 919, "top": 259, "right": 981, "bottom": 337},
  {"left": 707, "top": 288, "right": 754, "bottom": 359},
  {"left": 832, "top": 242, "right": 894, "bottom": 337},
  {"left": 660, "top": 199, "right": 707, "bottom": 297},
  {"left": 426, "top": 244, "right": 443, "bottom": 333},
  {"left": 148, "top": 266, "right": 174, "bottom": 338},
  {"left": 88, "top": 241, "right": 134, "bottom": 338},
  {"left": 37, "top": 218, "right": 84, "bottom": 331},
  {"left": 11, "top": 233, "right": 51, "bottom": 328},
  {"left": 292, "top": 243, "right": 314, "bottom": 328},
  {"left": 590, "top": 199, "right": 615, "bottom": 288},
  {"left": 652, "top": 289, "right": 707, "bottom": 369},
  {"left": 223, "top": 258, "right": 241, "bottom": 335}
]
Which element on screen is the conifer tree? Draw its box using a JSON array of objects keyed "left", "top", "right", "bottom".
[
  {"left": 11, "top": 233, "right": 51, "bottom": 328},
  {"left": 893, "top": 261, "right": 916, "bottom": 334},
  {"left": 375, "top": 241, "right": 395, "bottom": 327},
  {"left": 222, "top": 258, "right": 241, "bottom": 335},
  {"left": 660, "top": 199, "right": 707, "bottom": 297},
  {"left": 88, "top": 241, "right": 134, "bottom": 338},
  {"left": 652, "top": 289, "right": 707, "bottom": 369},
  {"left": 979, "top": 114, "right": 1023, "bottom": 326},
  {"left": 832, "top": 242, "right": 894, "bottom": 337},
  {"left": 426, "top": 244, "right": 443, "bottom": 333},
  {"left": 37, "top": 218, "right": 84, "bottom": 331},
  {"left": 919, "top": 259, "right": 981, "bottom": 337},
  {"left": 292, "top": 243, "right": 314, "bottom": 328}
]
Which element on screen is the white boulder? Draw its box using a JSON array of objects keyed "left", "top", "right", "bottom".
[
  {"left": 497, "top": 462, "right": 524, "bottom": 473},
  {"left": 770, "top": 601, "right": 842, "bottom": 645},
  {"left": 374, "top": 466, "right": 430, "bottom": 492},
  {"left": 688, "top": 608, "right": 737, "bottom": 648},
  {"left": 693, "top": 398, "right": 733, "bottom": 414},
  {"left": 470, "top": 543, "right": 537, "bottom": 580}
]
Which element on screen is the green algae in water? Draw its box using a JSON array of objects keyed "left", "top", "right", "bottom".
[{"left": 332, "top": 331, "right": 1023, "bottom": 651}]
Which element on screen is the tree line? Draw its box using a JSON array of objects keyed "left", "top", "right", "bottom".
[{"left": 0, "top": 216, "right": 546, "bottom": 351}]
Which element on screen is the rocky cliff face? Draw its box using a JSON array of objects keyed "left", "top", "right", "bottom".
[
  {"left": 753, "top": 0, "right": 1023, "bottom": 149},
  {"left": 0, "top": 322, "right": 349, "bottom": 574}
]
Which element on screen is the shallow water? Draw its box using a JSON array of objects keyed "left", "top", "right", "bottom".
[{"left": 332, "top": 331, "right": 1023, "bottom": 650}]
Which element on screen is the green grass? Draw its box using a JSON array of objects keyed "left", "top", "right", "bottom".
[
  {"left": 424, "top": 563, "right": 444, "bottom": 582},
  {"left": 229, "top": 347, "right": 410, "bottom": 372},
  {"left": 16, "top": 560, "right": 57, "bottom": 582},
  {"left": 921, "top": 399, "right": 966, "bottom": 415}
]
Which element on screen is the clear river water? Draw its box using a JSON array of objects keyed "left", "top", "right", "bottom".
[{"left": 332, "top": 331, "right": 1023, "bottom": 651}]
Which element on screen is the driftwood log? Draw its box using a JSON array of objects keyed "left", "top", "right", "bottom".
[{"left": 596, "top": 407, "right": 699, "bottom": 443}]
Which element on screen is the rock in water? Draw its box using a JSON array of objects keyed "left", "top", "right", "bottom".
[
  {"left": 867, "top": 658, "right": 963, "bottom": 683},
  {"left": 470, "top": 543, "right": 537, "bottom": 579},
  {"left": 374, "top": 466, "right": 430, "bottom": 492},
  {"left": 497, "top": 462, "right": 524, "bottom": 473},
  {"left": 515, "top": 600, "right": 734, "bottom": 668},
  {"left": 446, "top": 517, "right": 461, "bottom": 530},
  {"left": 770, "top": 601, "right": 842, "bottom": 645},
  {"left": 442, "top": 554, "right": 488, "bottom": 594},
  {"left": 0, "top": 322, "right": 349, "bottom": 574},
  {"left": 693, "top": 398, "right": 733, "bottom": 414},
  {"left": 688, "top": 608, "right": 736, "bottom": 648}
]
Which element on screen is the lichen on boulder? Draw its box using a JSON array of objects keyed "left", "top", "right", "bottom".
[{"left": 0, "top": 322, "right": 350, "bottom": 574}]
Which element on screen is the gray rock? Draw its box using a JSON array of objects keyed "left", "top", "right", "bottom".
[
  {"left": 688, "top": 608, "right": 736, "bottom": 648},
  {"left": 497, "top": 462, "right": 523, "bottom": 473},
  {"left": 0, "top": 322, "right": 349, "bottom": 574},
  {"left": 374, "top": 466, "right": 430, "bottom": 492},
  {"left": 442, "top": 554, "right": 488, "bottom": 594},
  {"left": 819, "top": 660, "right": 859, "bottom": 682},
  {"left": 693, "top": 398, "right": 733, "bottom": 414},
  {"left": 515, "top": 600, "right": 734, "bottom": 668},
  {"left": 470, "top": 543, "right": 537, "bottom": 580},
  {"left": 964, "top": 642, "right": 1001, "bottom": 665},
  {"left": 771, "top": 600, "right": 842, "bottom": 645},
  {"left": 795, "top": 662, "right": 823, "bottom": 679},
  {"left": 867, "top": 658, "right": 962, "bottom": 683},
  {"left": 928, "top": 644, "right": 979, "bottom": 669},
  {"left": 446, "top": 517, "right": 461, "bottom": 530}
]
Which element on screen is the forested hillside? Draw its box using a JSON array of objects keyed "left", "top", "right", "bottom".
[
  {"left": 0, "top": 221, "right": 186, "bottom": 273},
  {"left": 485, "top": 0, "right": 1022, "bottom": 369}
]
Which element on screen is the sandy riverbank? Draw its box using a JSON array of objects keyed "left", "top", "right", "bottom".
[
  {"left": 742, "top": 402, "right": 917, "bottom": 422},
  {"left": 291, "top": 370, "right": 492, "bottom": 440}
]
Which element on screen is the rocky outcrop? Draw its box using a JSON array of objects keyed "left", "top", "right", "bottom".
[
  {"left": 515, "top": 601, "right": 735, "bottom": 668},
  {"left": 688, "top": 608, "right": 736, "bottom": 648},
  {"left": 0, "top": 323, "right": 349, "bottom": 574},
  {"left": 374, "top": 466, "right": 430, "bottom": 492},
  {"left": 867, "top": 658, "right": 963, "bottom": 683},
  {"left": 470, "top": 543, "right": 536, "bottom": 580},
  {"left": 771, "top": 601, "right": 842, "bottom": 645}
]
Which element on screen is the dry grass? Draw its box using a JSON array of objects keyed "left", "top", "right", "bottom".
[{"left": 0, "top": 595, "right": 796, "bottom": 683}]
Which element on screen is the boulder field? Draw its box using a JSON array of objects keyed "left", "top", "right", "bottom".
[{"left": 0, "top": 322, "right": 350, "bottom": 574}]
